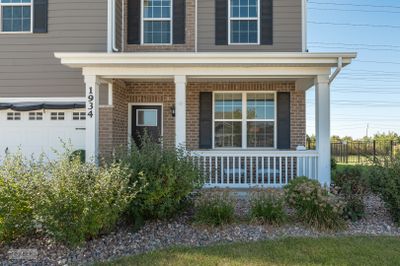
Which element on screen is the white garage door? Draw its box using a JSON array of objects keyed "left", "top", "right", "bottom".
[{"left": 0, "top": 110, "right": 85, "bottom": 161}]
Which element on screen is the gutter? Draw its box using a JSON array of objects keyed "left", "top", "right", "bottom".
[
  {"left": 112, "top": 0, "right": 119, "bottom": 52},
  {"left": 329, "top": 57, "right": 343, "bottom": 84}
]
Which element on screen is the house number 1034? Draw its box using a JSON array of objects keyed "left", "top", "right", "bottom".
[{"left": 87, "top": 87, "right": 94, "bottom": 118}]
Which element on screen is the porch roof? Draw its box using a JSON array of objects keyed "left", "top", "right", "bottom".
[{"left": 55, "top": 52, "right": 356, "bottom": 68}]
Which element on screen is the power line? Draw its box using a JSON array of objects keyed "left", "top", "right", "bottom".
[
  {"left": 309, "top": 7, "right": 400, "bottom": 14},
  {"left": 308, "top": 45, "right": 400, "bottom": 52},
  {"left": 308, "top": 21, "right": 400, "bottom": 29},
  {"left": 309, "top": 41, "right": 400, "bottom": 49},
  {"left": 308, "top": 1, "right": 400, "bottom": 10}
]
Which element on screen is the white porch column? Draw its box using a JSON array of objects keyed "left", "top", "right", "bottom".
[
  {"left": 84, "top": 75, "right": 101, "bottom": 163},
  {"left": 174, "top": 75, "right": 187, "bottom": 148},
  {"left": 315, "top": 75, "right": 331, "bottom": 186}
]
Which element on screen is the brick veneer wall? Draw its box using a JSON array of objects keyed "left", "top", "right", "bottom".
[
  {"left": 123, "top": 0, "right": 195, "bottom": 52},
  {"left": 99, "top": 80, "right": 306, "bottom": 156},
  {"left": 186, "top": 82, "right": 306, "bottom": 150}
]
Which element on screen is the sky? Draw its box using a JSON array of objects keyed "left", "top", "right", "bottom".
[{"left": 305, "top": 0, "right": 400, "bottom": 139}]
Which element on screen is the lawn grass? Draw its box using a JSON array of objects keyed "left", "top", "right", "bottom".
[{"left": 98, "top": 236, "right": 400, "bottom": 266}]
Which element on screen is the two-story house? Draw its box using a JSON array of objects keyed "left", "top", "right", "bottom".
[{"left": 0, "top": 0, "right": 356, "bottom": 187}]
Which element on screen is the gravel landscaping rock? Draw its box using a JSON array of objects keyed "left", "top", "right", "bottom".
[{"left": 1, "top": 193, "right": 399, "bottom": 266}]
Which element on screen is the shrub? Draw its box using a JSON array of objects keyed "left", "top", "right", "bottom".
[
  {"left": 285, "top": 177, "right": 345, "bottom": 230},
  {"left": 0, "top": 153, "right": 44, "bottom": 243},
  {"left": 119, "top": 135, "right": 203, "bottom": 225},
  {"left": 194, "top": 190, "right": 235, "bottom": 226},
  {"left": 250, "top": 190, "right": 286, "bottom": 225},
  {"left": 36, "top": 154, "right": 138, "bottom": 246},
  {"left": 333, "top": 165, "right": 367, "bottom": 221},
  {"left": 367, "top": 155, "right": 400, "bottom": 223}
]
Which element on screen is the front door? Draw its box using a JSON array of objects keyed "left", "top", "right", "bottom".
[{"left": 132, "top": 105, "right": 162, "bottom": 146}]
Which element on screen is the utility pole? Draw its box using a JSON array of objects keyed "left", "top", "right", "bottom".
[{"left": 366, "top": 123, "right": 369, "bottom": 138}]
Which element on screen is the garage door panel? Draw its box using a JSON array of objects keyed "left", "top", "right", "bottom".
[{"left": 0, "top": 110, "right": 85, "bottom": 161}]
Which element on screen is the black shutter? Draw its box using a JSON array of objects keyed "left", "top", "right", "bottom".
[
  {"left": 128, "top": 0, "right": 141, "bottom": 44},
  {"left": 199, "top": 92, "right": 213, "bottom": 149},
  {"left": 260, "top": 0, "right": 273, "bottom": 45},
  {"left": 173, "top": 0, "right": 186, "bottom": 44},
  {"left": 33, "top": 0, "right": 48, "bottom": 33},
  {"left": 277, "top": 92, "right": 291, "bottom": 149},
  {"left": 215, "top": 0, "right": 228, "bottom": 45}
]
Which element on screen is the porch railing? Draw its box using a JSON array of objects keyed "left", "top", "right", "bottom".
[{"left": 191, "top": 150, "right": 319, "bottom": 188}]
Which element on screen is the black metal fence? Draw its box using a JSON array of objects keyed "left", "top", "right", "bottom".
[{"left": 307, "top": 140, "right": 399, "bottom": 164}]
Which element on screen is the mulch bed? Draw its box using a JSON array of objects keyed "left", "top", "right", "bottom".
[{"left": 1, "top": 193, "right": 399, "bottom": 266}]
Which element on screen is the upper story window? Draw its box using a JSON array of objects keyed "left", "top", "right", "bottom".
[
  {"left": 229, "top": 0, "right": 260, "bottom": 44},
  {"left": 0, "top": 0, "right": 32, "bottom": 33},
  {"left": 142, "top": 0, "right": 172, "bottom": 44}
]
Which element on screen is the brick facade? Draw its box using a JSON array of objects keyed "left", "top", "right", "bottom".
[
  {"left": 99, "top": 80, "right": 306, "bottom": 156},
  {"left": 123, "top": 0, "right": 195, "bottom": 52}
]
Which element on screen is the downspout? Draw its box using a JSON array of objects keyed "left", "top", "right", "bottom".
[
  {"left": 112, "top": 0, "right": 119, "bottom": 52},
  {"left": 195, "top": 0, "right": 198, "bottom": 52},
  {"left": 107, "top": 0, "right": 113, "bottom": 52},
  {"left": 329, "top": 57, "right": 343, "bottom": 84}
]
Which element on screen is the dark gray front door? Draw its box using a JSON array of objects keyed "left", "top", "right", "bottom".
[{"left": 132, "top": 105, "right": 162, "bottom": 146}]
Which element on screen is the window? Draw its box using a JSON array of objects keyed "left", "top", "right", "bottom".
[
  {"left": 214, "top": 92, "right": 275, "bottom": 148},
  {"left": 229, "top": 0, "right": 259, "bottom": 44},
  {"left": 136, "top": 109, "right": 158, "bottom": 126},
  {"left": 73, "top": 112, "right": 86, "bottom": 121},
  {"left": 51, "top": 112, "right": 65, "bottom": 121},
  {"left": 142, "top": 0, "right": 172, "bottom": 44},
  {"left": 7, "top": 112, "right": 21, "bottom": 120},
  {"left": 29, "top": 112, "right": 43, "bottom": 120},
  {"left": 0, "top": 0, "right": 32, "bottom": 33}
]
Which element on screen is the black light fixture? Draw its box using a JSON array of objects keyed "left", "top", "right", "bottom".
[{"left": 170, "top": 104, "right": 176, "bottom": 117}]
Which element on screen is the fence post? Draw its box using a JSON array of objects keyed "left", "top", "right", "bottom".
[
  {"left": 373, "top": 140, "right": 376, "bottom": 162},
  {"left": 391, "top": 140, "right": 394, "bottom": 160}
]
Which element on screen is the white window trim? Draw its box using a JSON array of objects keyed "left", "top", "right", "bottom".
[
  {"left": 0, "top": 0, "right": 33, "bottom": 34},
  {"left": 140, "top": 0, "right": 173, "bottom": 45},
  {"left": 228, "top": 0, "right": 260, "bottom": 45},
  {"left": 212, "top": 91, "right": 277, "bottom": 150}
]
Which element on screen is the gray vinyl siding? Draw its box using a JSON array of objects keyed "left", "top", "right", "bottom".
[
  {"left": 0, "top": 0, "right": 107, "bottom": 98},
  {"left": 197, "top": 0, "right": 303, "bottom": 52}
]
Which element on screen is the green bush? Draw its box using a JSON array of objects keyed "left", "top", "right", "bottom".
[
  {"left": 119, "top": 135, "right": 203, "bottom": 225},
  {"left": 343, "top": 197, "right": 365, "bottom": 222},
  {"left": 250, "top": 190, "right": 286, "bottom": 225},
  {"left": 36, "top": 154, "right": 138, "bottom": 246},
  {"left": 285, "top": 177, "right": 345, "bottom": 230},
  {"left": 333, "top": 165, "right": 367, "bottom": 221},
  {"left": 367, "top": 155, "right": 400, "bottom": 223},
  {"left": 194, "top": 190, "right": 235, "bottom": 226},
  {"left": 0, "top": 153, "right": 44, "bottom": 243}
]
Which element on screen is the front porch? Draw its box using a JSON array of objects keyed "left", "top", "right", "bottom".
[{"left": 54, "top": 52, "right": 356, "bottom": 187}]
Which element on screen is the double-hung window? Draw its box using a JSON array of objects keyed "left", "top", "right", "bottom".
[
  {"left": 142, "top": 0, "right": 172, "bottom": 44},
  {"left": 229, "top": 0, "right": 260, "bottom": 44},
  {"left": 0, "top": 0, "right": 32, "bottom": 33},
  {"left": 214, "top": 92, "right": 276, "bottom": 148}
]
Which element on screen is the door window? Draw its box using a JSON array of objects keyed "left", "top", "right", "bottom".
[{"left": 136, "top": 109, "right": 158, "bottom": 127}]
